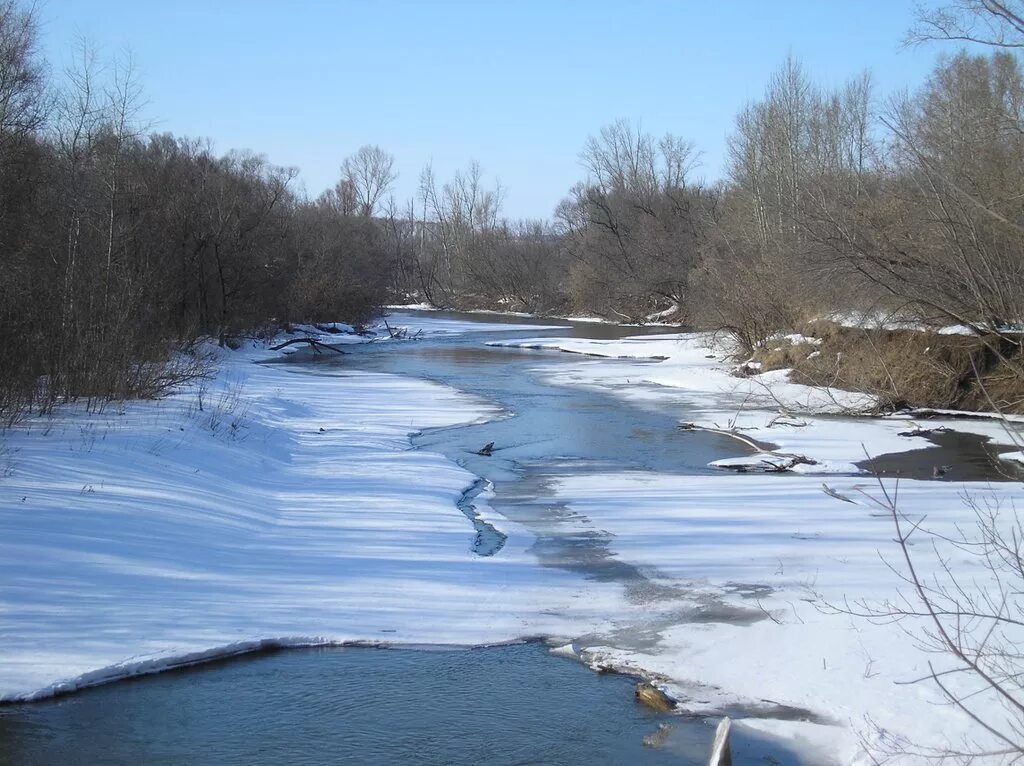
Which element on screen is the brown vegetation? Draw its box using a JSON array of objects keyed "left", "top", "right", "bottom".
[
  {"left": 752, "top": 323, "right": 1024, "bottom": 412},
  {"left": 634, "top": 682, "right": 676, "bottom": 713},
  {"left": 0, "top": 5, "right": 391, "bottom": 424}
]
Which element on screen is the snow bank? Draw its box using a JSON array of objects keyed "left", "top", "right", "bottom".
[
  {"left": 825, "top": 310, "right": 931, "bottom": 332},
  {"left": 0, "top": 339, "right": 614, "bottom": 702},
  {"left": 487, "top": 334, "right": 681, "bottom": 359},
  {"left": 824, "top": 310, "right": 1023, "bottom": 337},
  {"left": 1001, "top": 450, "right": 1024, "bottom": 465},
  {"left": 383, "top": 302, "right": 437, "bottom": 311},
  {"left": 548, "top": 471, "right": 1024, "bottom": 763}
]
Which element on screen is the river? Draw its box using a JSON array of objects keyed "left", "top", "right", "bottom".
[{"left": 2, "top": 309, "right": 1001, "bottom": 765}]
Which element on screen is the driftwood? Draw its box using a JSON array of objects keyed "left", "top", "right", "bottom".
[
  {"left": 760, "top": 454, "right": 818, "bottom": 472},
  {"left": 822, "top": 483, "right": 856, "bottom": 503},
  {"left": 382, "top": 318, "right": 423, "bottom": 340},
  {"left": 717, "top": 454, "right": 819, "bottom": 473},
  {"left": 269, "top": 337, "right": 346, "bottom": 354},
  {"left": 898, "top": 425, "right": 951, "bottom": 437}
]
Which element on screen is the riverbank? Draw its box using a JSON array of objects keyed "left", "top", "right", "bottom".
[
  {"left": 487, "top": 331, "right": 1024, "bottom": 473},
  {"left": 0, "top": 320, "right": 612, "bottom": 701},
  {"left": 3, "top": 312, "right": 1023, "bottom": 764},
  {"left": 484, "top": 325, "right": 1024, "bottom": 762}
]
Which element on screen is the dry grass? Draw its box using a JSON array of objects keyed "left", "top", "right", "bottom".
[{"left": 750, "top": 322, "right": 1024, "bottom": 413}]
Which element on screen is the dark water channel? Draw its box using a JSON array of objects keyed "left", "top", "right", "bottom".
[
  {"left": 0, "top": 644, "right": 709, "bottom": 766},
  {"left": 862, "top": 427, "right": 1024, "bottom": 481}
]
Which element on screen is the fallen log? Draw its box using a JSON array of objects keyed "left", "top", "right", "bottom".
[{"left": 269, "top": 337, "right": 347, "bottom": 354}]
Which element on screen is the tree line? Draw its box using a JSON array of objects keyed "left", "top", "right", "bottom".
[
  {"left": 0, "top": 4, "right": 394, "bottom": 422},
  {"left": 388, "top": 1, "right": 1024, "bottom": 410},
  {"left": 3, "top": 0, "right": 1024, "bottom": 422},
  {"left": 393, "top": 2, "right": 1024, "bottom": 347}
]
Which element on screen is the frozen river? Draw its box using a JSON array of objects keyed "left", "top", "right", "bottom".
[{"left": 3, "top": 309, "right": 1017, "bottom": 764}]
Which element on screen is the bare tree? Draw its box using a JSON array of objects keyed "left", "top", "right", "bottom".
[
  {"left": 561, "top": 119, "right": 705, "bottom": 321},
  {"left": 340, "top": 144, "right": 397, "bottom": 217},
  {"left": 698, "top": 59, "right": 878, "bottom": 349},
  {"left": 406, "top": 159, "right": 505, "bottom": 307},
  {"left": 0, "top": 1, "right": 45, "bottom": 145},
  {"left": 908, "top": 0, "right": 1024, "bottom": 48}
]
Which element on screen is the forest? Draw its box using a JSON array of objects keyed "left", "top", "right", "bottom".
[{"left": 2, "top": 0, "right": 1023, "bottom": 422}]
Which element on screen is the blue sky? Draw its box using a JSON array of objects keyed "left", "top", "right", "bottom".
[{"left": 41, "top": 1, "right": 946, "bottom": 219}]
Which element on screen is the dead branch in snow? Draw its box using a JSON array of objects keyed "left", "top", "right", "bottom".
[
  {"left": 821, "top": 439, "right": 1024, "bottom": 761},
  {"left": 822, "top": 483, "right": 856, "bottom": 503},
  {"left": 766, "top": 412, "right": 810, "bottom": 428},
  {"left": 268, "top": 337, "right": 347, "bottom": 354},
  {"left": 382, "top": 319, "right": 423, "bottom": 340}
]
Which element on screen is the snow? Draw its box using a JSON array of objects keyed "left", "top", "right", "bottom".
[
  {"left": 644, "top": 304, "right": 681, "bottom": 323},
  {"left": 383, "top": 303, "right": 679, "bottom": 327},
  {"left": 5, "top": 314, "right": 1024, "bottom": 765},
  {"left": 433, "top": 308, "right": 538, "bottom": 319},
  {"left": 937, "top": 324, "right": 976, "bottom": 336},
  {"left": 383, "top": 301, "right": 436, "bottom": 311},
  {"left": 771, "top": 332, "right": 823, "bottom": 346},
  {"left": 548, "top": 471, "right": 1024, "bottom": 764},
  {"left": 487, "top": 333, "right": 689, "bottom": 360},
  {"left": 824, "top": 310, "right": 925, "bottom": 331},
  {"left": 280, "top": 314, "right": 570, "bottom": 347},
  {"left": 282, "top": 324, "right": 375, "bottom": 346},
  {"left": 483, "top": 326, "right": 1024, "bottom": 760},
  {"left": 306, "top": 321, "right": 356, "bottom": 334},
  {"left": 823, "top": 310, "right": 1021, "bottom": 337},
  {"left": 0, "top": 335, "right": 616, "bottom": 702},
  {"left": 383, "top": 303, "right": 540, "bottom": 319}
]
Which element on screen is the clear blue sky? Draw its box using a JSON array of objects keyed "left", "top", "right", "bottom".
[{"left": 41, "top": 1, "right": 946, "bottom": 219}]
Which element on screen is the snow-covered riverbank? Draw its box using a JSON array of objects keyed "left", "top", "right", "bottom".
[
  {"left": 487, "top": 328, "right": 1024, "bottom": 763},
  {"left": 4, "top": 315, "right": 1023, "bottom": 765},
  {"left": 0, "top": 325, "right": 612, "bottom": 702},
  {"left": 488, "top": 331, "right": 1023, "bottom": 472}
]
